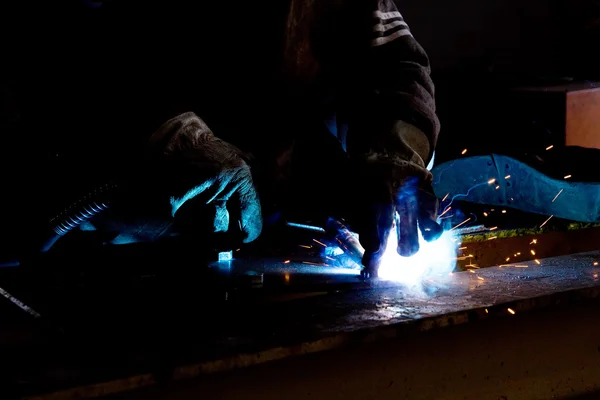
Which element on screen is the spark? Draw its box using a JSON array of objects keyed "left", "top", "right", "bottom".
[
  {"left": 517, "top": 252, "right": 521, "bottom": 255},
  {"left": 235, "top": 248, "right": 241, "bottom": 252},
  {"left": 495, "top": 185, "right": 500, "bottom": 190},
  {"left": 461, "top": 149, "right": 468, "bottom": 155},
  {"left": 505, "top": 257, "right": 510, "bottom": 262},
  {"left": 477, "top": 276, "right": 485, "bottom": 281},
  {"left": 530, "top": 239, "right": 537, "bottom": 244},
  {"left": 468, "top": 270, "right": 476, "bottom": 273},
  {"left": 483, "top": 212, "right": 488, "bottom": 217},
  {"left": 540, "top": 215, "right": 553, "bottom": 228},
  {"left": 451, "top": 217, "right": 471, "bottom": 230},
  {"left": 442, "top": 193, "right": 449, "bottom": 202},
  {"left": 440, "top": 214, "right": 454, "bottom": 220},
  {"left": 485, "top": 308, "right": 489, "bottom": 313},
  {"left": 488, "top": 236, "right": 498, "bottom": 240},
  {"left": 534, "top": 259, "right": 541, "bottom": 264},
  {"left": 467, "top": 264, "right": 479, "bottom": 269},
  {"left": 439, "top": 206, "right": 452, "bottom": 217},
  {"left": 552, "top": 189, "right": 563, "bottom": 202},
  {"left": 299, "top": 245, "right": 312, "bottom": 249},
  {"left": 514, "top": 265, "right": 528, "bottom": 268},
  {"left": 312, "top": 239, "right": 327, "bottom": 247},
  {"left": 594, "top": 262, "right": 599, "bottom": 266},
  {"left": 508, "top": 308, "right": 516, "bottom": 315},
  {"left": 530, "top": 249, "right": 536, "bottom": 256},
  {"left": 564, "top": 175, "right": 572, "bottom": 179},
  {"left": 505, "top": 175, "right": 511, "bottom": 179},
  {"left": 489, "top": 226, "right": 498, "bottom": 231},
  {"left": 502, "top": 210, "right": 507, "bottom": 214},
  {"left": 488, "top": 178, "right": 496, "bottom": 184},
  {"left": 546, "top": 145, "right": 554, "bottom": 150},
  {"left": 458, "top": 246, "right": 467, "bottom": 250},
  {"left": 285, "top": 274, "right": 290, "bottom": 283},
  {"left": 283, "top": 260, "right": 291, "bottom": 264}
]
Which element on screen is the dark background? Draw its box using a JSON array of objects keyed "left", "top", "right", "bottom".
[{"left": 1, "top": 0, "right": 599, "bottom": 258}]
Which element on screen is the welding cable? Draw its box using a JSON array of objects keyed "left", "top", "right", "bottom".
[{"left": 40, "top": 181, "right": 120, "bottom": 252}]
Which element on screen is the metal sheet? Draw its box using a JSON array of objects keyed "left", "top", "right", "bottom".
[{"left": 13, "top": 251, "right": 600, "bottom": 400}]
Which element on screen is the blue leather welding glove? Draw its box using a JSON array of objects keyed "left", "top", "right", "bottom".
[
  {"left": 350, "top": 122, "right": 443, "bottom": 273},
  {"left": 146, "top": 112, "right": 263, "bottom": 244}
]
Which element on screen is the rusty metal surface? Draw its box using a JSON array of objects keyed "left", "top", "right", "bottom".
[
  {"left": 566, "top": 88, "right": 600, "bottom": 149},
  {"left": 15, "top": 250, "right": 600, "bottom": 400}
]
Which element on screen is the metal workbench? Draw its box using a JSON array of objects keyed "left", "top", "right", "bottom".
[{"left": 4, "top": 249, "right": 600, "bottom": 400}]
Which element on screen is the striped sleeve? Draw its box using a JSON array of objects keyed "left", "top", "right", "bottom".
[
  {"left": 345, "top": 0, "right": 439, "bottom": 169},
  {"left": 371, "top": 9, "right": 411, "bottom": 47}
]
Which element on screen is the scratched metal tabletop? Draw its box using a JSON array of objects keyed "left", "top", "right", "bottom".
[{"left": 7, "top": 250, "right": 600, "bottom": 399}]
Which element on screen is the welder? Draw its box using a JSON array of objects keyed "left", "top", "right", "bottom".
[{"left": 5, "top": 0, "right": 444, "bottom": 275}]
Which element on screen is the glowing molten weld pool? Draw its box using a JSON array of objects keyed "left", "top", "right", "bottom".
[{"left": 377, "top": 223, "right": 458, "bottom": 288}]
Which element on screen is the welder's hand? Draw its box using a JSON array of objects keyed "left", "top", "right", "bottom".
[
  {"left": 354, "top": 159, "right": 443, "bottom": 273},
  {"left": 147, "top": 112, "right": 262, "bottom": 244}
]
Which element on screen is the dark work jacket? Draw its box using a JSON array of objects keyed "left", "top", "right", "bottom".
[{"left": 2, "top": 0, "right": 438, "bottom": 231}]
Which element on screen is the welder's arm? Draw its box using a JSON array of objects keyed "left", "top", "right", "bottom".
[{"left": 346, "top": 0, "right": 442, "bottom": 271}]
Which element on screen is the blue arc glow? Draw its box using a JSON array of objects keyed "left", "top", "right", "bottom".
[{"left": 377, "top": 217, "right": 458, "bottom": 287}]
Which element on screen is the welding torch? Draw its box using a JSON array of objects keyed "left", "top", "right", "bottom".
[{"left": 287, "top": 218, "right": 375, "bottom": 278}]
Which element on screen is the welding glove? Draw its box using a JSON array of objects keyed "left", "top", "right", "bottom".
[
  {"left": 350, "top": 121, "right": 443, "bottom": 274},
  {"left": 146, "top": 112, "right": 263, "bottom": 244}
]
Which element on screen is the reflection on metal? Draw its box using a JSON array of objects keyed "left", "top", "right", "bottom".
[
  {"left": 218, "top": 251, "right": 233, "bottom": 261},
  {"left": 0, "top": 286, "right": 41, "bottom": 318}
]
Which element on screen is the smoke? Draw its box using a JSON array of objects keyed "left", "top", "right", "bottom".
[{"left": 376, "top": 219, "right": 458, "bottom": 291}]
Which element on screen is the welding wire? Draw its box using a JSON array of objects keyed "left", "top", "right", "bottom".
[{"left": 0, "top": 286, "right": 41, "bottom": 318}]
